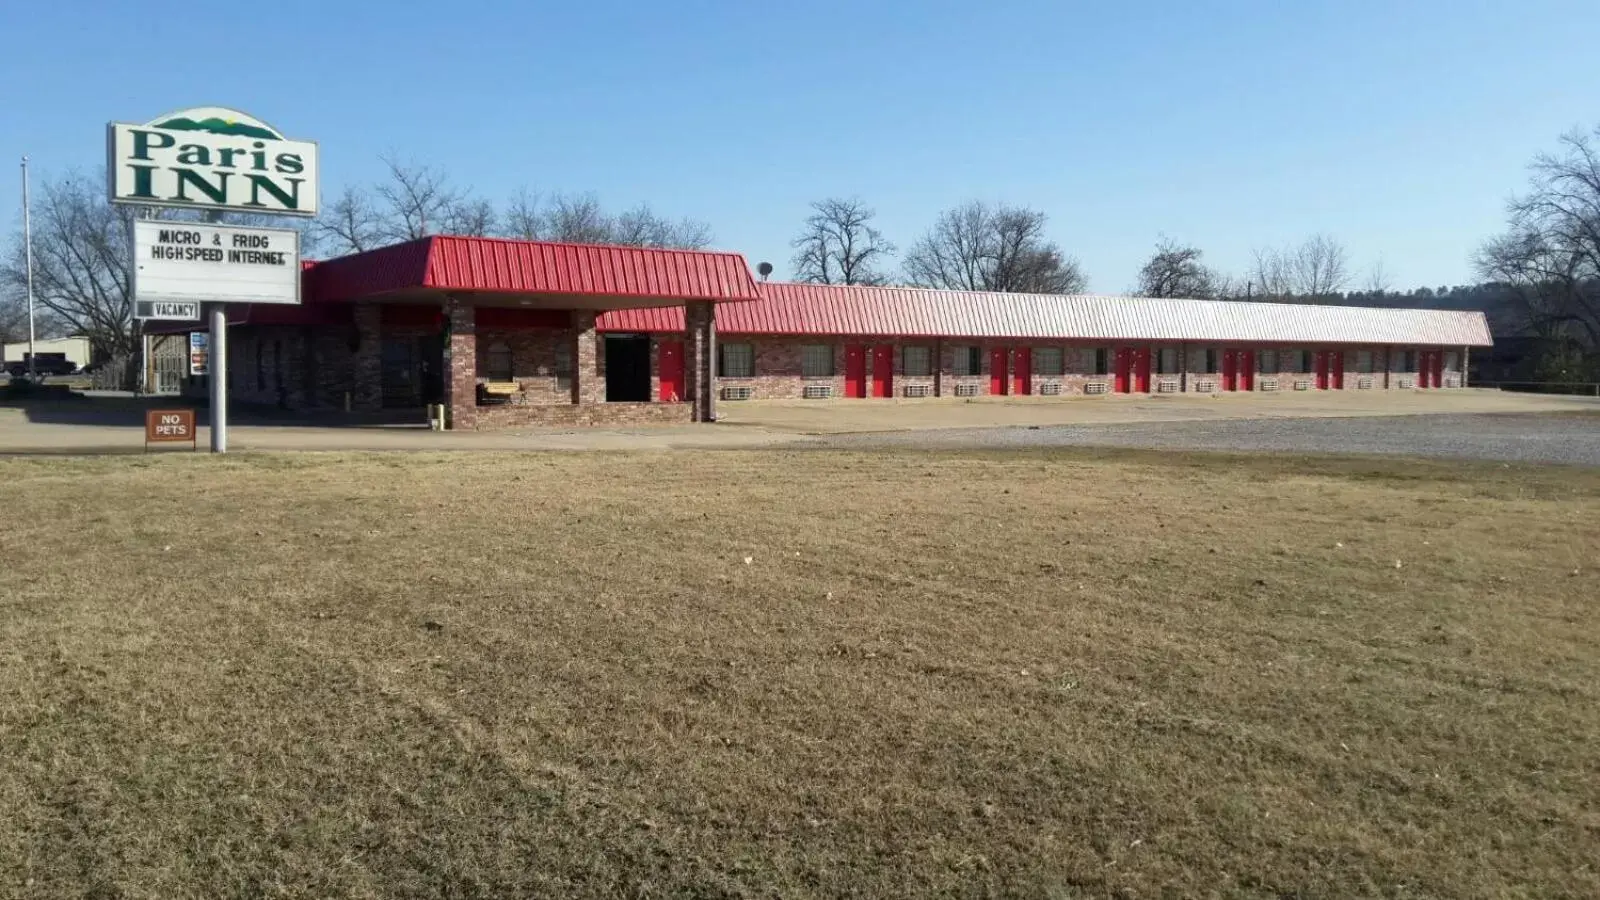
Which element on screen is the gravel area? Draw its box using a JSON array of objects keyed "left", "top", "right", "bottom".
[{"left": 807, "top": 412, "right": 1600, "bottom": 466}]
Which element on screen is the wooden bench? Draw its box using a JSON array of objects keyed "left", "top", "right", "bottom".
[{"left": 477, "top": 381, "right": 519, "bottom": 406}]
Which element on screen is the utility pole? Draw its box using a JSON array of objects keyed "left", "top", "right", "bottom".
[{"left": 21, "top": 156, "right": 36, "bottom": 379}]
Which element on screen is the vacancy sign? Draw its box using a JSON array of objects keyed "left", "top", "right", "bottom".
[
  {"left": 134, "top": 221, "right": 301, "bottom": 306},
  {"left": 135, "top": 300, "right": 202, "bottom": 321}
]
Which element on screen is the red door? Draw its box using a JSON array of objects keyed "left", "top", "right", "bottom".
[
  {"left": 657, "top": 340, "right": 684, "bottom": 402},
  {"left": 1430, "top": 351, "right": 1444, "bottom": 388},
  {"left": 1418, "top": 351, "right": 1431, "bottom": 388},
  {"left": 844, "top": 344, "right": 866, "bottom": 398},
  {"left": 1314, "top": 351, "right": 1330, "bottom": 390},
  {"left": 1222, "top": 350, "right": 1238, "bottom": 392},
  {"left": 1332, "top": 351, "right": 1346, "bottom": 390},
  {"left": 871, "top": 345, "right": 894, "bottom": 398},
  {"left": 1114, "top": 348, "right": 1132, "bottom": 393},
  {"left": 1133, "top": 348, "right": 1151, "bottom": 393},
  {"left": 1013, "top": 347, "right": 1031, "bottom": 396},
  {"left": 990, "top": 347, "right": 1009, "bottom": 395},
  {"left": 1239, "top": 350, "right": 1255, "bottom": 391}
]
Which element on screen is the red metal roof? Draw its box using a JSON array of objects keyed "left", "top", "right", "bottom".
[
  {"left": 597, "top": 282, "right": 1494, "bottom": 346},
  {"left": 307, "top": 235, "right": 759, "bottom": 303}
]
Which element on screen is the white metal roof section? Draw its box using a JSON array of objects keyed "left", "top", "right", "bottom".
[{"left": 747, "top": 283, "right": 1494, "bottom": 346}]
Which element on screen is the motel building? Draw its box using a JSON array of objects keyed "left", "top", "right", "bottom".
[{"left": 153, "top": 234, "right": 1493, "bottom": 429}]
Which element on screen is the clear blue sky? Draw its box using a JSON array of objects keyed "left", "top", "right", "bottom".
[{"left": 2, "top": 0, "right": 1597, "bottom": 292}]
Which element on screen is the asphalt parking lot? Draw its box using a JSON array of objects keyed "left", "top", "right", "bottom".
[{"left": 811, "top": 411, "right": 1600, "bottom": 466}]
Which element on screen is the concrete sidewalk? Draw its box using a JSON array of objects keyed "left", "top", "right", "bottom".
[{"left": 1, "top": 389, "right": 1595, "bottom": 454}]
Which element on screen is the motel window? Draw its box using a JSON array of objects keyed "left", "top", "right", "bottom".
[
  {"left": 1445, "top": 351, "right": 1458, "bottom": 372},
  {"left": 1397, "top": 350, "right": 1415, "bottom": 372},
  {"left": 801, "top": 344, "right": 834, "bottom": 378},
  {"left": 902, "top": 346, "right": 932, "bottom": 377},
  {"left": 952, "top": 346, "right": 982, "bottom": 375},
  {"left": 1203, "top": 349, "right": 1220, "bottom": 374},
  {"left": 1300, "top": 350, "right": 1316, "bottom": 373},
  {"left": 1033, "top": 347, "right": 1065, "bottom": 376},
  {"left": 256, "top": 341, "right": 266, "bottom": 391},
  {"left": 554, "top": 341, "right": 572, "bottom": 389},
  {"left": 1158, "top": 347, "right": 1180, "bottom": 375},
  {"left": 1093, "top": 348, "right": 1110, "bottom": 376},
  {"left": 1356, "top": 350, "right": 1374, "bottom": 374},
  {"left": 1257, "top": 349, "right": 1277, "bottom": 373},
  {"left": 719, "top": 342, "right": 755, "bottom": 378},
  {"left": 486, "top": 341, "right": 514, "bottom": 381}
]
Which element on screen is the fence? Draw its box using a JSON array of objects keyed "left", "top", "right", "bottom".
[{"left": 1478, "top": 380, "right": 1600, "bottom": 397}]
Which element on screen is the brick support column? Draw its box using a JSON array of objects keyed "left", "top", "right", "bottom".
[
  {"left": 445, "top": 301, "right": 477, "bottom": 430},
  {"left": 685, "top": 300, "right": 716, "bottom": 422},
  {"left": 570, "top": 310, "right": 604, "bottom": 405},
  {"left": 352, "top": 302, "right": 383, "bottom": 411}
]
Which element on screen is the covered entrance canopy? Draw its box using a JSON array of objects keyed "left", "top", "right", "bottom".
[{"left": 305, "top": 235, "right": 758, "bottom": 427}]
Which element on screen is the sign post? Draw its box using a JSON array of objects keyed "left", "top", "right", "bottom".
[
  {"left": 110, "top": 106, "right": 316, "bottom": 454},
  {"left": 208, "top": 305, "right": 227, "bottom": 452}
]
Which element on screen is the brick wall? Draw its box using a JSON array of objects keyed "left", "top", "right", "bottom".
[
  {"left": 469, "top": 400, "right": 694, "bottom": 429},
  {"left": 713, "top": 337, "right": 844, "bottom": 399},
  {"left": 186, "top": 315, "right": 1482, "bottom": 427},
  {"left": 475, "top": 328, "right": 570, "bottom": 405},
  {"left": 707, "top": 339, "right": 1475, "bottom": 401}
]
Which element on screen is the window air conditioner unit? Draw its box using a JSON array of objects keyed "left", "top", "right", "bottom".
[
  {"left": 721, "top": 385, "right": 753, "bottom": 401},
  {"left": 1037, "top": 382, "right": 1062, "bottom": 396},
  {"left": 954, "top": 383, "right": 980, "bottom": 397},
  {"left": 1293, "top": 380, "right": 1312, "bottom": 391},
  {"left": 1156, "top": 379, "right": 1179, "bottom": 393},
  {"left": 1084, "top": 381, "right": 1109, "bottom": 395},
  {"left": 1259, "top": 378, "right": 1279, "bottom": 392},
  {"left": 1357, "top": 376, "right": 1374, "bottom": 390},
  {"left": 902, "top": 384, "right": 931, "bottom": 398},
  {"left": 1195, "top": 379, "right": 1218, "bottom": 393},
  {"left": 802, "top": 384, "right": 832, "bottom": 399}
]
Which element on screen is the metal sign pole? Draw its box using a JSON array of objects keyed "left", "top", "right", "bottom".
[
  {"left": 21, "top": 156, "right": 36, "bottom": 380},
  {"left": 208, "top": 303, "right": 227, "bottom": 453}
]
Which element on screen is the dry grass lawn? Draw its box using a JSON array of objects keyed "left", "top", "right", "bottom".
[{"left": 1, "top": 448, "right": 1597, "bottom": 898}]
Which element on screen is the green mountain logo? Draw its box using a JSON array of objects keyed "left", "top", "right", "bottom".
[{"left": 154, "top": 116, "right": 282, "bottom": 141}]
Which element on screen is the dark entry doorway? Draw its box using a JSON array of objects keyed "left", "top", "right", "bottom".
[
  {"left": 605, "top": 335, "right": 652, "bottom": 402},
  {"left": 380, "top": 334, "right": 445, "bottom": 408}
]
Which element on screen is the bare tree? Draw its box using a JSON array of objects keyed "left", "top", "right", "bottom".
[
  {"left": 370, "top": 156, "right": 466, "bottom": 243},
  {"left": 1248, "top": 246, "right": 1295, "bottom": 300},
  {"left": 440, "top": 198, "right": 498, "bottom": 237},
  {"left": 537, "top": 192, "right": 612, "bottom": 244},
  {"left": 0, "top": 172, "right": 136, "bottom": 381},
  {"left": 790, "top": 198, "right": 895, "bottom": 285},
  {"left": 1476, "top": 126, "right": 1600, "bottom": 362},
  {"left": 0, "top": 292, "right": 29, "bottom": 344},
  {"left": 1364, "top": 257, "right": 1392, "bottom": 295},
  {"left": 312, "top": 156, "right": 492, "bottom": 254},
  {"left": 1248, "top": 234, "right": 1351, "bottom": 300},
  {"left": 1294, "top": 233, "right": 1351, "bottom": 298},
  {"left": 1135, "top": 237, "right": 1220, "bottom": 298},
  {"left": 498, "top": 190, "right": 712, "bottom": 248},
  {"left": 903, "top": 201, "right": 1087, "bottom": 294},
  {"left": 502, "top": 188, "right": 544, "bottom": 240},
  {"left": 314, "top": 186, "right": 384, "bottom": 254},
  {"left": 608, "top": 204, "right": 713, "bottom": 249}
]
